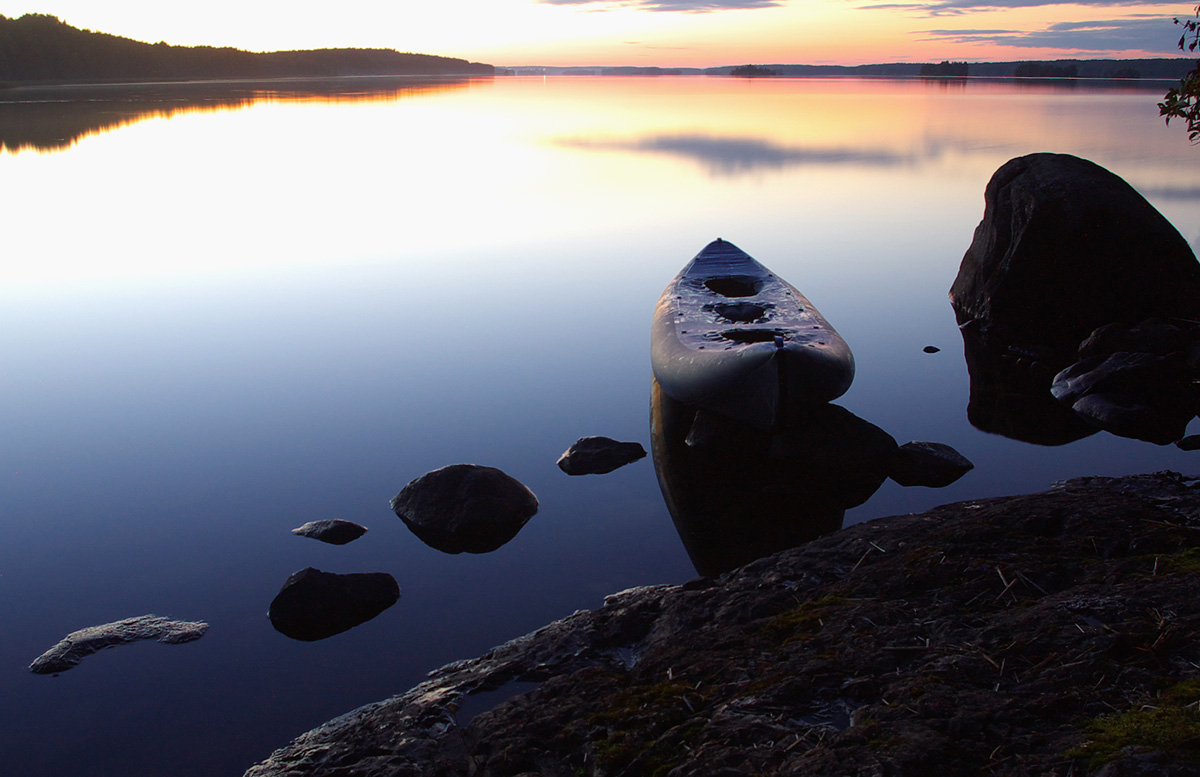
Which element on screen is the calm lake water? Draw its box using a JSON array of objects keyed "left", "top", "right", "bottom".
[{"left": 2, "top": 74, "right": 1199, "bottom": 776}]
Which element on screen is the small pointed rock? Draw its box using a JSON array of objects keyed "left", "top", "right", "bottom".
[
  {"left": 291, "top": 519, "right": 367, "bottom": 545},
  {"left": 557, "top": 436, "right": 647, "bottom": 475}
]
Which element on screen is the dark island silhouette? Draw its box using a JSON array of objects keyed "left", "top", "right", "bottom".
[{"left": 0, "top": 14, "right": 493, "bottom": 84}]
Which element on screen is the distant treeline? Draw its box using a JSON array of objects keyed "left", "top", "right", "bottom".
[
  {"left": 511, "top": 59, "right": 1195, "bottom": 80},
  {"left": 704, "top": 59, "right": 1194, "bottom": 80},
  {"left": 0, "top": 14, "right": 493, "bottom": 84}
]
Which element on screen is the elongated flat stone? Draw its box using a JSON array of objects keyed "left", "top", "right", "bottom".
[
  {"left": 291, "top": 519, "right": 368, "bottom": 545},
  {"left": 30, "top": 614, "right": 209, "bottom": 675}
]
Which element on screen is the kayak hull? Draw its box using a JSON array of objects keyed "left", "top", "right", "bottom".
[{"left": 651, "top": 239, "right": 854, "bottom": 429}]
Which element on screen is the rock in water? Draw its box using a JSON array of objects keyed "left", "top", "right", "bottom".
[
  {"left": 242, "top": 472, "right": 1200, "bottom": 777},
  {"left": 268, "top": 568, "right": 399, "bottom": 642},
  {"left": 888, "top": 441, "right": 974, "bottom": 488},
  {"left": 556, "top": 436, "right": 647, "bottom": 475},
  {"left": 1050, "top": 322, "right": 1199, "bottom": 445},
  {"left": 291, "top": 519, "right": 368, "bottom": 545},
  {"left": 1177, "top": 435, "right": 1200, "bottom": 451},
  {"left": 29, "top": 615, "right": 208, "bottom": 674},
  {"left": 390, "top": 464, "right": 538, "bottom": 554},
  {"left": 949, "top": 153, "right": 1200, "bottom": 365}
]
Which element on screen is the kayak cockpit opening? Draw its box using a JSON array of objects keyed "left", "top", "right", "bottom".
[
  {"left": 712, "top": 302, "right": 771, "bottom": 323},
  {"left": 704, "top": 276, "right": 761, "bottom": 298},
  {"left": 721, "top": 328, "right": 786, "bottom": 344}
]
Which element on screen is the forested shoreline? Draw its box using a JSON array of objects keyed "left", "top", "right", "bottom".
[{"left": 0, "top": 14, "right": 493, "bottom": 84}]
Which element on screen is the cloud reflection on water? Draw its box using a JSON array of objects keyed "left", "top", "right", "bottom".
[{"left": 556, "top": 132, "right": 912, "bottom": 175}]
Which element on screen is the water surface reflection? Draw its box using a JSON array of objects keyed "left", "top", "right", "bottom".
[
  {"left": 0, "top": 76, "right": 482, "bottom": 153},
  {"left": 651, "top": 378, "right": 894, "bottom": 576}
]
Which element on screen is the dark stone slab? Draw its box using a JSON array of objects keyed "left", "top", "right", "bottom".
[
  {"left": 30, "top": 615, "right": 208, "bottom": 674},
  {"left": 1051, "top": 321, "right": 1200, "bottom": 444},
  {"left": 291, "top": 519, "right": 368, "bottom": 545},
  {"left": 556, "top": 436, "right": 647, "bottom": 475},
  {"left": 390, "top": 464, "right": 538, "bottom": 554},
  {"left": 1050, "top": 351, "right": 1169, "bottom": 406},
  {"left": 268, "top": 568, "right": 399, "bottom": 642},
  {"left": 1070, "top": 393, "right": 1191, "bottom": 446}
]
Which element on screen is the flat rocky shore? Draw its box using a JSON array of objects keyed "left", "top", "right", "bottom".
[{"left": 244, "top": 471, "right": 1200, "bottom": 777}]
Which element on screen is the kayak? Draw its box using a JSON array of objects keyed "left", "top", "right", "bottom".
[{"left": 650, "top": 238, "right": 854, "bottom": 429}]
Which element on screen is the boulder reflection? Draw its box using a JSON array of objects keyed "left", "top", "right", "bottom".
[
  {"left": 958, "top": 322, "right": 1098, "bottom": 446},
  {"left": 650, "top": 378, "right": 896, "bottom": 577}
]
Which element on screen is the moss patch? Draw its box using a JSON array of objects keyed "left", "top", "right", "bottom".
[
  {"left": 588, "top": 681, "right": 707, "bottom": 775},
  {"left": 1068, "top": 680, "right": 1200, "bottom": 768},
  {"left": 1159, "top": 547, "right": 1200, "bottom": 574},
  {"left": 758, "top": 595, "right": 846, "bottom": 644}
]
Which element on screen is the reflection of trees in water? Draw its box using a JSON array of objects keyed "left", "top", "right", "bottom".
[{"left": 0, "top": 77, "right": 478, "bottom": 153}]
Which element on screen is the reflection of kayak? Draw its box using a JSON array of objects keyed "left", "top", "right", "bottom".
[
  {"left": 651, "top": 239, "right": 854, "bottom": 429},
  {"left": 650, "top": 379, "right": 894, "bottom": 577}
]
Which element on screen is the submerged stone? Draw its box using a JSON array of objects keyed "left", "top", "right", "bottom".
[
  {"left": 390, "top": 464, "right": 538, "bottom": 554},
  {"left": 291, "top": 519, "right": 368, "bottom": 545},
  {"left": 1051, "top": 320, "right": 1200, "bottom": 444},
  {"left": 888, "top": 441, "right": 975, "bottom": 488},
  {"left": 556, "top": 436, "right": 647, "bottom": 475},
  {"left": 268, "top": 567, "right": 399, "bottom": 642},
  {"left": 1176, "top": 435, "right": 1200, "bottom": 451},
  {"left": 29, "top": 614, "right": 208, "bottom": 675},
  {"left": 1069, "top": 393, "right": 1191, "bottom": 446}
]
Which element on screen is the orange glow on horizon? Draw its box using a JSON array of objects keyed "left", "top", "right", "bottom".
[{"left": 0, "top": 0, "right": 1190, "bottom": 68}]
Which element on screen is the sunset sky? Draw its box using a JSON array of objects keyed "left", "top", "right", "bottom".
[{"left": 0, "top": 0, "right": 1193, "bottom": 67}]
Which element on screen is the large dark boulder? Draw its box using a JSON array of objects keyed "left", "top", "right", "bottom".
[
  {"left": 268, "top": 568, "right": 399, "bottom": 642},
  {"left": 390, "top": 464, "right": 539, "bottom": 554},
  {"left": 949, "top": 153, "right": 1200, "bottom": 366}
]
